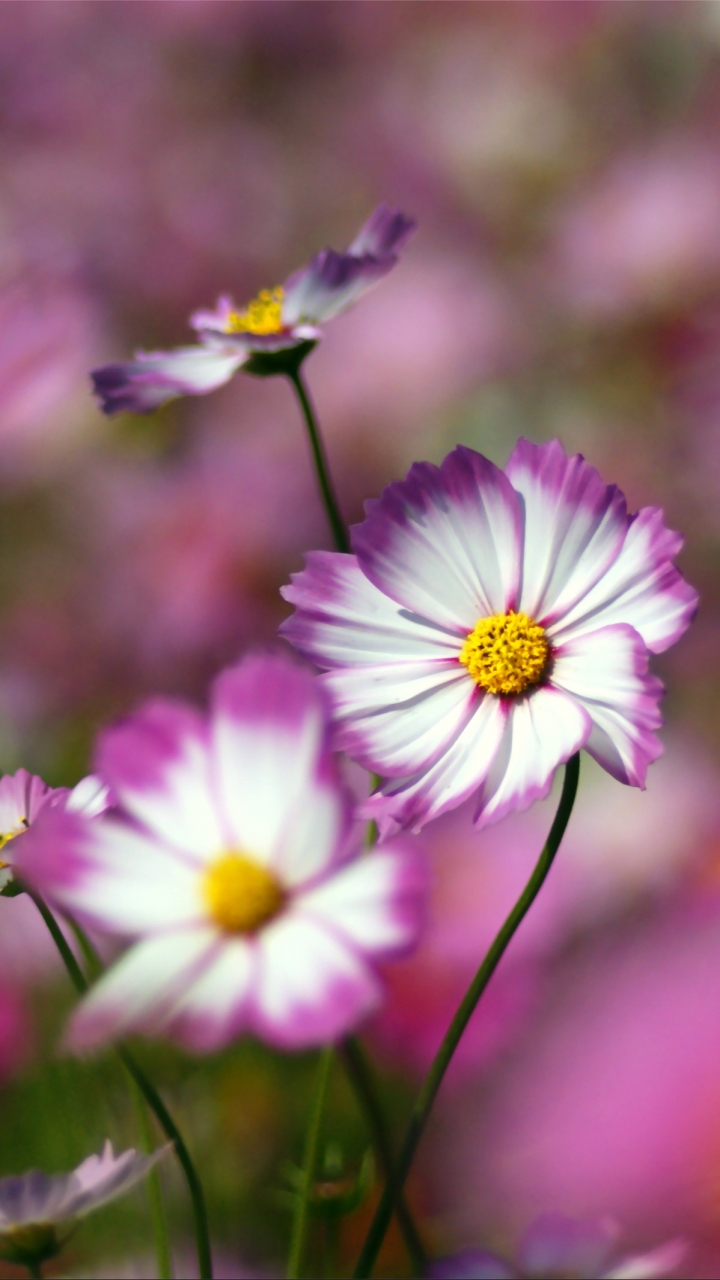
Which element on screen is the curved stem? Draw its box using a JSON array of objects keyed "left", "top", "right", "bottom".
[
  {"left": 29, "top": 894, "right": 213, "bottom": 1280},
  {"left": 287, "top": 1045, "right": 334, "bottom": 1279},
  {"left": 353, "top": 754, "right": 581, "bottom": 1279},
  {"left": 339, "top": 1037, "right": 426, "bottom": 1276},
  {"left": 287, "top": 369, "right": 350, "bottom": 554}
]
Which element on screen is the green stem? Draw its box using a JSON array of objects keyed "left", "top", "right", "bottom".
[
  {"left": 287, "top": 1046, "right": 334, "bottom": 1280},
  {"left": 339, "top": 1038, "right": 425, "bottom": 1275},
  {"left": 129, "top": 1075, "right": 174, "bottom": 1279},
  {"left": 287, "top": 369, "right": 350, "bottom": 554},
  {"left": 352, "top": 754, "right": 581, "bottom": 1279},
  {"left": 29, "top": 894, "right": 213, "bottom": 1280}
]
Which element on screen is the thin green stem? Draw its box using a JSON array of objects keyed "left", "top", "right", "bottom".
[
  {"left": 27, "top": 1263, "right": 42, "bottom": 1279},
  {"left": 28, "top": 894, "right": 213, "bottom": 1280},
  {"left": 353, "top": 754, "right": 581, "bottom": 1279},
  {"left": 287, "top": 1045, "right": 334, "bottom": 1280},
  {"left": 129, "top": 1075, "right": 174, "bottom": 1279},
  {"left": 287, "top": 369, "right": 350, "bottom": 553},
  {"left": 339, "top": 1038, "right": 425, "bottom": 1275}
]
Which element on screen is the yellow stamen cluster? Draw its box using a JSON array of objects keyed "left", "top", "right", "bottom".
[
  {"left": 459, "top": 611, "right": 549, "bottom": 696},
  {"left": 224, "top": 286, "right": 285, "bottom": 336},
  {"left": 202, "top": 851, "right": 284, "bottom": 933},
  {"left": 0, "top": 818, "right": 26, "bottom": 853}
]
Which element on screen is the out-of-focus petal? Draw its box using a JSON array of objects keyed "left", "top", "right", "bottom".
[
  {"left": 66, "top": 928, "right": 218, "bottom": 1051},
  {"left": 95, "top": 699, "right": 224, "bottom": 861},
  {"left": 250, "top": 913, "right": 382, "bottom": 1049},
  {"left": 472, "top": 687, "right": 590, "bottom": 830},
  {"left": 64, "top": 775, "right": 111, "bottom": 818},
  {"left": 63, "top": 1141, "right": 171, "bottom": 1220},
  {"left": 551, "top": 626, "right": 663, "bottom": 787},
  {"left": 348, "top": 204, "right": 417, "bottom": 256},
  {"left": 426, "top": 1250, "right": 517, "bottom": 1279},
  {"left": 210, "top": 654, "right": 351, "bottom": 885},
  {"left": 548, "top": 506, "right": 698, "bottom": 654},
  {"left": 602, "top": 1239, "right": 686, "bottom": 1280},
  {"left": 296, "top": 846, "right": 428, "bottom": 958},
  {"left": 517, "top": 1212, "right": 617, "bottom": 1278},
  {"left": 91, "top": 344, "right": 245, "bottom": 415},
  {"left": 352, "top": 447, "right": 522, "bottom": 629},
  {"left": 282, "top": 250, "right": 394, "bottom": 326},
  {"left": 162, "top": 938, "right": 255, "bottom": 1054},
  {"left": 507, "top": 439, "right": 629, "bottom": 626}
]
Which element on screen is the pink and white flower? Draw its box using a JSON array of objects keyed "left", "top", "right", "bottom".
[
  {"left": 0, "top": 769, "right": 110, "bottom": 890},
  {"left": 15, "top": 654, "right": 426, "bottom": 1053},
  {"left": 91, "top": 205, "right": 415, "bottom": 415},
  {"left": 281, "top": 439, "right": 697, "bottom": 836}
]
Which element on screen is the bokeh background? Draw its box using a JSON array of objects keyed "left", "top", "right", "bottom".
[{"left": 1, "top": 1, "right": 720, "bottom": 1276}]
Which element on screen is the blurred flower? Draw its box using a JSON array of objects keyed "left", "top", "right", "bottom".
[
  {"left": 0, "top": 768, "right": 109, "bottom": 891},
  {"left": 282, "top": 439, "right": 696, "bottom": 836},
  {"left": 91, "top": 205, "right": 415, "bottom": 414},
  {"left": 16, "top": 653, "right": 427, "bottom": 1053},
  {"left": 427, "top": 1214, "right": 685, "bottom": 1279},
  {"left": 0, "top": 1140, "right": 170, "bottom": 1270}
]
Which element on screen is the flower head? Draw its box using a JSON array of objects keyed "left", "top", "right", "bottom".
[
  {"left": 91, "top": 205, "right": 415, "bottom": 415},
  {"left": 0, "top": 769, "right": 110, "bottom": 892},
  {"left": 427, "top": 1214, "right": 685, "bottom": 1280},
  {"left": 0, "top": 1140, "right": 170, "bottom": 1268},
  {"left": 15, "top": 653, "right": 426, "bottom": 1053},
  {"left": 281, "top": 439, "right": 697, "bottom": 836}
]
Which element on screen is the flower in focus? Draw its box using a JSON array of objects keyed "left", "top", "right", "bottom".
[
  {"left": 0, "top": 769, "right": 110, "bottom": 892},
  {"left": 91, "top": 204, "right": 416, "bottom": 414},
  {"left": 427, "top": 1214, "right": 685, "bottom": 1280},
  {"left": 16, "top": 653, "right": 426, "bottom": 1053},
  {"left": 0, "top": 1140, "right": 170, "bottom": 1270},
  {"left": 281, "top": 439, "right": 697, "bottom": 835}
]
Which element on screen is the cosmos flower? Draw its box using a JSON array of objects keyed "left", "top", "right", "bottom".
[
  {"left": 426, "top": 1213, "right": 685, "bottom": 1280},
  {"left": 0, "top": 1141, "right": 170, "bottom": 1270},
  {"left": 15, "top": 653, "right": 426, "bottom": 1054},
  {"left": 91, "top": 205, "right": 415, "bottom": 414},
  {"left": 0, "top": 769, "right": 110, "bottom": 892},
  {"left": 281, "top": 439, "right": 697, "bottom": 836}
]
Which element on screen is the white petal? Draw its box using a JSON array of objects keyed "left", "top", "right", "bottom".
[
  {"left": 473, "top": 686, "right": 591, "bottom": 829},
  {"left": 551, "top": 625, "right": 663, "bottom": 786},
  {"left": 61, "top": 820, "right": 207, "bottom": 934},
  {"left": 506, "top": 439, "right": 628, "bottom": 625},
  {"left": 323, "top": 663, "right": 476, "bottom": 775},
  {"left": 68, "top": 929, "right": 218, "bottom": 1050},
  {"left": 365, "top": 692, "right": 508, "bottom": 835},
  {"left": 547, "top": 506, "right": 697, "bottom": 653},
  {"left": 251, "top": 914, "right": 380, "bottom": 1048},
  {"left": 210, "top": 656, "right": 348, "bottom": 886},
  {"left": 297, "top": 848, "right": 426, "bottom": 956},
  {"left": 164, "top": 938, "right": 255, "bottom": 1052}
]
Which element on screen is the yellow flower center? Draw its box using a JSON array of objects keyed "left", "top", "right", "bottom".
[
  {"left": 202, "top": 851, "right": 284, "bottom": 933},
  {"left": 459, "top": 611, "right": 549, "bottom": 696},
  {"left": 224, "top": 286, "right": 285, "bottom": 336},
  {"left": 0, "top": 817, "right": 27, "bottom": 858}
]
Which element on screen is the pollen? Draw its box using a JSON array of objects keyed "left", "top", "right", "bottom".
[
  {"left": 202, "top": 851, "right": 284, "bottom": 933},
  {"left": 224, "top": 286, "right": 285, "bottom": 336},
  {"left": 459, "top": 611, "right": 549, "bottom": 696}
]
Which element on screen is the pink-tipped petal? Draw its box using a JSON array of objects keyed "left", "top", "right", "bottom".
[
  {"left": 95, "top": 699, "right": 224, "bottom": 861},
  {"left": 347, "top": 205, "right": 416, "bottom": 257},
  {"left": 322, "top": 663, "right": 476, "bottom": 777},
  {"left": 551, "top": 624, "right": 664, "bottom": 786},
  {"left": 280, "top": 552, "right": 462, "bottom": 668},
  {"left": 189, "top": 294, "right": 236, "bottom": 334},
  {"left": 548, "top": 505, "right": 698, "bottom": 653},
  {"left": 363, "top": 692, "right": 508, "bottom": 837},
  {"left": 0, "top": 768, "right": 55, "bottom": 835},
  {"left": 164, "top": 938, "right": 255, "bottom": 1053},
  {"left": 250, "top": 914, "right": 381, "bottom": 1049},
  {"left": 507, "top": 438, "right": 629, "bottom": 625},
  {"left": 17, "top": 807, "right": 206, "bottom": 934},
  {"left": 472, "top": 686, "right": 591, "bottom": 830},
  {"left": 91, "top": 344, "right": 245, "bottom": 415},
  {"left": 296, "top": 846, "right": 428, "bottom": 959},
  {"left": 282, "top": 250, "right": 394, "bottom": 326},
  {"left": 210, "top": 654, "right": 351, "bottom": 885},
  {"left": 352, "top": 447, "right": 522, "bottom": 630},
  {"left": 67, "top": 928, "right": 218, "bottom": 1052}
]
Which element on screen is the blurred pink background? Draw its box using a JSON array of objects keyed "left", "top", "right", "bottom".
[{"left": 1, "top": 3, "right": 720, "bottom": 1275}]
